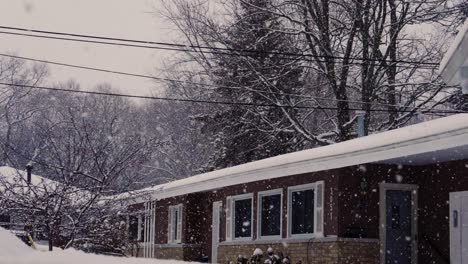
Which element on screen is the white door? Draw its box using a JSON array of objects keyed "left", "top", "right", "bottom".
[
  {"left": 211, "top": 201, "right": 222, "bottom": 263},
  {"left": 450, "top": 191, "right": 468, "bottom": 264}
]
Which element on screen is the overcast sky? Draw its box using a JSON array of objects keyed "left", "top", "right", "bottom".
[{"left": 0, "top": 0, "right": 177, "bottom": 96}]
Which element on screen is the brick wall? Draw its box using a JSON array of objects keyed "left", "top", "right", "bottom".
[
  {"left": 131, "top": 245, "right": 203, "bottom": 262},
  {"left": 153, "top": 247, "right": 184, "bottom": 260},
  {"left": 216, "top": 239, "right": 379, "bottom": 264}
]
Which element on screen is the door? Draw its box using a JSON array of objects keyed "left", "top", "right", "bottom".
[
  {"left": 211, "top": 201, "right": 222, "bottom": 263},
  {"left": 380, "top": 184, "right": 418, "bottom": 264},
  {"left": 450, "top": 191, "right": 468, "bottom": 264}
]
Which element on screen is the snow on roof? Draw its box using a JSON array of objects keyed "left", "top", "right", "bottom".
[
  {"left": 439, "top": 19, "right": 468, "bottom": 85},
  {"left": 0, "top": 166, "right": 58, "bottom": 191},
  {"left": 130, "top": 114, "right": 468, "bottom": 202}
]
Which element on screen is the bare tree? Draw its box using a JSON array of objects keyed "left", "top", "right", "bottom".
[
  {"left": 0, "top": 56, "right": 48, "bottom": 165},
  {"left": 0, "top": 81, "right": 159, "bottom": 251},
  {"left": 159, "top": 0, "right": 466, "bottom": 155}
]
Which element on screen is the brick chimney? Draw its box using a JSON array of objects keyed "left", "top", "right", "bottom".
[
  {"left": 355, "top": 110, "right": 366, "bottom": 137},
  {"left": 26, "top": 164, "right": 33, "bottom": 184}
]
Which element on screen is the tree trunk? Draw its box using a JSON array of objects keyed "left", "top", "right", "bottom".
[
  {"left": 387, "top": 0, "right": 398, "bottom": 125},
  {"left": 46, "top": 223, "right": 53, "bottom": 251}
]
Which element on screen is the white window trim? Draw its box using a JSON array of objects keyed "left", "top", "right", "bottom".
[
  {"left": 168, "top": 204, "right": 183, "bottom": 244},
  {"left": 287, "top": 182, "right": 320, "bottom": 239},
  {"left": 231, "top": 193, "right": 254, "bottom": 241},
  {"left": 257, "top": 189, "right": 283, "bottom": 240}
]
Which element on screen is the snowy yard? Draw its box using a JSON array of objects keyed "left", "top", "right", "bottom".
[{"left": 0, "top": 228, "right": 189, "bottom": 264}]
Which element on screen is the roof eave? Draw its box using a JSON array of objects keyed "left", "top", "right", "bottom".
[{"left": 147, "top": 125, "right": 468, "bottom": 201}]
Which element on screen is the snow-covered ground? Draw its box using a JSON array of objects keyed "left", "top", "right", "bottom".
[{"left": 0, "top": 228, "right": 189, "bottom": 264}]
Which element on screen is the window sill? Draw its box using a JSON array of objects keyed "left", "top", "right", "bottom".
[
  {"left": 232, "top": 237, "right": 253, "bottom": 242},
  {"left": 219, "top": 237, "right": 379, "bottom": 246},
  {"left": 288, "top": 233, "right": 322, "bottom": 240},
  {"left": 154, "top": 243, "right": 202, "bottom": 248},
  {"left": 256, "top": 235, "right": 282, "bottom": 241}
]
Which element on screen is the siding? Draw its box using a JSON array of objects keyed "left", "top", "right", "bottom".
[{"left": 130, "top": 159, "right": 468, "bottom": 263}]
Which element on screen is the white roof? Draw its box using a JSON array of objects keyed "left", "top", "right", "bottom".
[
  {"left": 439, "top": 19, "right": 468, "bottom": 85},
  {"left": 0, "top": 167, "right": 91, "bottom": 204},
  {"left": 0, "top": 166, "right": 58, "bottom": 191},
  {"left": 132, "top": 114, "right": 468, "bottom": 202}
]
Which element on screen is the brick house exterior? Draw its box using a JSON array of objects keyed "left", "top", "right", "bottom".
[{"left": 125, "top": 114, "right": 468, "bottom": 263}]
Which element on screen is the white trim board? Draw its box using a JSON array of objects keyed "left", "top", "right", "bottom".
[
  {"left": 126, "top": 114, "right": 468, "bottom": 203},
  {"left": 218, "top": 237, "right": 379, "bottom": 246}
]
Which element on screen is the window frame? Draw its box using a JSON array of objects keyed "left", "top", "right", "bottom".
[
  {"left": 127, "top": 212, "right": 145, "bottom": 242},
  {"left": 257, "top": 189, "right": 283, "bottom": 240},
  {"left": 138, "top": 214, "right": 144, "bottom": 242},
  {"left": 168, "top": 204, "right": 183, "bottom": 244},
  {"left": 231, "top": 193, "right": 254, "bottom": 241},
  {"left": 287, "top": 183, "right": 318, "bottom": 239}
]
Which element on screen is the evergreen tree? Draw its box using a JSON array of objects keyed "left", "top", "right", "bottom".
[{"left": 201, "top": 0, "right": 304, "bottom": 169}]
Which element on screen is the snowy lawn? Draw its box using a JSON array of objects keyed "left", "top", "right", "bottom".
[{"left": 0, "top": 228, "right": 189, "bottom": 264}]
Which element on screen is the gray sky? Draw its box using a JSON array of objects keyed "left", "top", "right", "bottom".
[{"left": 0, "top": 0, "right": 176, "bottom": 96}]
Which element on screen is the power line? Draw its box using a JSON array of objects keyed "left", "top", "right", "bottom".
[
  {"left": 0, "top": 82, "right": 463, "bottom": 114},
  {"left": 0, "top": 30, "right": 430, "bottom": 69},
  {"left": 0, "top": 53, "right": 453, "bottom": 112},
  {"left": 0, "top": 25, "right": 440, "bottom": 68},
  {"left": 0, "top": 53, "right": 206, "bottom": 85}
]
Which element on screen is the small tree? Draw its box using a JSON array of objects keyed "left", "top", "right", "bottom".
[{"left": 0, "top": 82, "right": 159, "bottom": 251}]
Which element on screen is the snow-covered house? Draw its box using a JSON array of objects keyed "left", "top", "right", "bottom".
[
  {"left": 125, "top": 114, "right": 468, "bottom": 264},
  {"left": 0, "top": 166, "right": 57, "bottom": 238}
]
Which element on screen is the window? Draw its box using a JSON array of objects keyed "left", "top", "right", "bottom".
[
  {"left": 226, "top": 193, "right": 253, "bottom": 241},
  {"left": 287, "top": 182, "right": 324, "bottom": 238},
  {"left": 0, "top": 214, "right": 10, "bottom": 229},
  {"left": 258, "top": 189, "right": 282, "bottom": 239},
  {"left": 291, "top": 188, "right": 314, "bottom": 234},
  {"left": 128, "top": 214, "right": 144, "bottom": 242},
  {"left": 168, "top": 204, "right": 183, "bottom": 244}
]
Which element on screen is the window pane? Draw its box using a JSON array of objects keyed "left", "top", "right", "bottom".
[
  {"left": 173, "top": 209, "right": 178, "bottom": 241},
  {"left": 291, "top": 189, "right": 314, "bottom": 234},
  {"left": 0, "top": 215, "right": 10, "bottom": 229},
  {"left": 261, "top": 194, "right": 281, "bottom": 237},
  {"left": 234, "top": 198, "right": 252, "bottom": 238}
]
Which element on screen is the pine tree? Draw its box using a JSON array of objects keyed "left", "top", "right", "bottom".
[{"left": 202, "top": 0, "right": 304, "bottom": 169}]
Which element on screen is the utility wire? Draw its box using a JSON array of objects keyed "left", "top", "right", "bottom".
[
  {"left": 0, "top": 25, "right": 440, "bottom": 68},
  {"left": 0, "top": 82, "right": 463, "bottom": 114},
  {"left": 0, "top": 53, "right": 454, "bottom": 112},
  {"left": 0, "top": 30, "right": 437, "bottom": 70}
]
